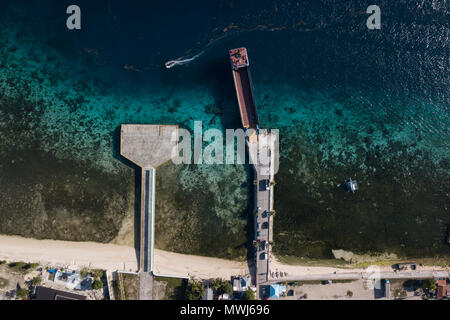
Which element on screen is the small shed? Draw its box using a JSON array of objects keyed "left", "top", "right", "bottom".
[
  {"left": 384, "top": 280, "right": 391, "bottom": 299},
  {"left": 437, "top": 280, "right": 447, "bottom": 299}
]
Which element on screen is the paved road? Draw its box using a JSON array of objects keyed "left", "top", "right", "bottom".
[
  {"left": 255, "top": 168, "right": 270, "bottom": 286},
  {"left": 140, "top": 168, "right": 154, "bottom": 273},
  {"left": 249, "top": 133, "right": 275, "bottom": 299},
  {"left": 139, "top": 272, "right": 153, "bottom": 300},
  {"left": 139, "top": 168, "right": 155, "bottom": 300},
  {"left": 265, "top": 270, "right": 450, "bottom": 283}
]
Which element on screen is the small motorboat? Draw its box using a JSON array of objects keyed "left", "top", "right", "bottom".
[
  {"left": 165, "top": 60, "right": 176, "bottom": 69},
  {"left": 345, "top": 178, "right": 358, "bottom": 193}
]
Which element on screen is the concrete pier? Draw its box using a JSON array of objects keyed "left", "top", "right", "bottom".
[
  {"left": 248, "top": 131, "right": 278, "bottom": 298},
  {"left": 120, "top": 124, "right": 178, "bottom": 299}
]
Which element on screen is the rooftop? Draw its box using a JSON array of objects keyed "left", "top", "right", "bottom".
[{"left": 36, "top": 286, "right": 87, "bottom": 300}]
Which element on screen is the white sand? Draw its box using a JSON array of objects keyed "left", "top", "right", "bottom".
[
  {"left": 0, "top": 235, "right": 447, "bottom": 281},
  {"left": 153, "top": 250, "right": 249, "bottom": 279},
  {"left": 0, "top": 235, "right": 139, "bottom": 271},
  {"left": 0, "top": 235, "right": 249, "bottom": 279}
]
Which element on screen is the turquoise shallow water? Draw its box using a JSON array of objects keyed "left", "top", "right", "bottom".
[{"left": 0, "top": 0, "right": 448, "bottom": 259}]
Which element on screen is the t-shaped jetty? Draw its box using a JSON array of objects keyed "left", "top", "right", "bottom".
[{"left": 120, "top": 124, "right": 178, "bottom": 273}]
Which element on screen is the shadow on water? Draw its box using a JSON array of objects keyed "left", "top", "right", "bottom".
[
  {"left": 112, "top": 126, "right": 141, "bottom": 268},
  {"left": 205, "top": 54, "right": 256, "bottom": 277},
  {"left": 202, "top": 55, "right": 242, "bottom": 130}
]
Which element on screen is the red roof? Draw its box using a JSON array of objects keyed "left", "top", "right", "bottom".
[{"left": 437, "top": 280, "right": 447, "bottom": 298}]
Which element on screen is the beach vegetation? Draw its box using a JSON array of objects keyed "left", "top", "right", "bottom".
[
  {"left": 154, "top": 276, "right": 188, "bottom": 300},
  {"left": 242, "top": 288, "right": 256, "bottom": 300},
  {"left": 113, "top": 279, "right": 123, "bottom": 300},
  {"left": 16, "top": 288, "right": 29, "bottom": 300},
  {"left": 421, "top": 279, "right": 436, "bottom": 292},
  {"left": 91, "top": 269, "right": 105, "bottom": 279},
  {"left": 8, "top": 261, "right": 32, "bottom": 273},
  {"left": 80, "top": 268, "right": 89, "bottom": 277},
  {"left": 210, "top": 278, "right": 233, "bottom": 296},
  {"left": 92, "top": 279, "right": 103, "bottom": 290},
  {"left": 32, "top": 276, "right": 42, "bottom": 285},
  {"left": 186, "top": 280, "right": 205, "bottom": 300}
]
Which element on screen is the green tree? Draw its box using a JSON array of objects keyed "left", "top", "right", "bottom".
[
  {"left": 222, "top": 282, "right": 233, "bottom": 296},
  {"left": 16, "top": 288, "right": 29, "bottom": 300},
  {"left": 210, "top": 278, "right": 222, "bottom": 291},
  {"left": 422, "top": 279, "right": 437, "bottom": 291},
  {"left": 92, "top": 279, "right": 103, "bottom": 290},
  {"left": 242, "top": 288, "right": 256, "bottom": 300},
  {"left": 80, "top": 268, "right": 89, "bottom": 277},
  {"left": 346, "top": 290, "right": 353, "bottom": 297},
  {"left": 210, "top": 278, "right": 233, "bottom": 296},
  {"left": 92, "top": 269, "right": 105, "bottom": 279},
  {"left": 32, "top": 276, "right": 42, "bottom": 286},
  {"left": 9, "top": 262, "right": 25, "bottom": 270},
  {"left": 187, "top": 280, "right": 205, "bottom": 300}
]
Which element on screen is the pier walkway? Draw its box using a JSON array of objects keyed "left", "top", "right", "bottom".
[
  {"left": 248, "top": 132, "right": 277, "bottom": 299},
  {"left": 120, "top": 124, "right": 178, "bottom": 300},
  {"left": 230, "top": 47, "right": 277, "bottom": 299}
]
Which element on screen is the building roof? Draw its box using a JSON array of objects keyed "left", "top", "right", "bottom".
[
  {"left": 241, "top": 277, "right": 251, "bottom": 289},
  {"left": 36, "top": 286, "right": 87, "bottom": 300},
  {"left": 233, "top": 279, "right": 241, "bottom": 291},
  {"left": 203, "top": 287, "right": 213, "bottom": 300},
  {"left": 269, "top": 284, "right": 287, "bottom": 299},
  {"left": 437, "top": 280, "right": 447, "bottom": 299}
]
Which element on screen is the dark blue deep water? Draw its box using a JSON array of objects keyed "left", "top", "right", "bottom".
[{"left": 0, "top": 0, "right": 448, "bottom": 260}]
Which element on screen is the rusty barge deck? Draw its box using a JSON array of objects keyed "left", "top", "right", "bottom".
[{"left": 230, "top": 48, "right": 259, "bottom": 129}]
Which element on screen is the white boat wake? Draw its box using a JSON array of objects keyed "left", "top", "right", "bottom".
[{"left": 165, "top": 52, "right": 204, "bottom": 69}]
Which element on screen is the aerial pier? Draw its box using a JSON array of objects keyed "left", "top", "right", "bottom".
[
  {"left": 230, "top": 47, "right": 277, "bottom": 299},
  {"left": 120, "top": 124, "right": 178, "bottom": 299}
]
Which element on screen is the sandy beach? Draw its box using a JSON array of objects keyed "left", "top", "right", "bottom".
[
  {"left": 0, "top": 235, "right": 249, "bottom": 279},
  {"left": 0, "top": 235, "right": 448, "bottom": 281}
]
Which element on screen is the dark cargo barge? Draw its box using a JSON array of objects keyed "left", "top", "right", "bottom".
[{"left": 229, "top": 48, "right": 260, "bottom": 130}]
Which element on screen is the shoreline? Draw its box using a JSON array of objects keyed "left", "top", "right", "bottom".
[
  {"left": 0, "top": 235, "right": 248, "bottom": 279},
  {"left": 0, "top": 235, "right": 448, "bottom": 281}
]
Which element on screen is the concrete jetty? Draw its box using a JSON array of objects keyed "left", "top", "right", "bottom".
[
  {"left": 229, "top": 47, "right": 278, "bottom": 299},
  {"left": 120, "top": 124, "right": 178, "bottom": 299}
]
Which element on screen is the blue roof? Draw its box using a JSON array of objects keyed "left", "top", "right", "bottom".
[
  {"left": 269, "top": 284, "right": 280, "bottom": 298},
  {"left": 269, "top": 284, "right": 286, "bottom": 298}
]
